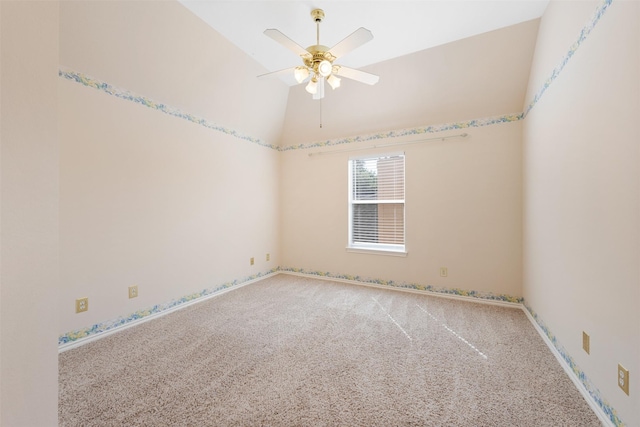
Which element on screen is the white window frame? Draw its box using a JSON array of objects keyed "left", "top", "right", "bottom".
[{"left": 347, "top": 152, "right": 407, "bottom": 256}]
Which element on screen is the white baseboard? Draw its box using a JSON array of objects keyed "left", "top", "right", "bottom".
[
  {"left": 58, "top": 268, "right": 616, "bottom": 427},
  {"left": 59, "top": 272, "right": 277, "bottom": 353},
  {"left": 284, "top": 270, "right": 613, "bottom": 426},
  {"left": 279, "top": 270, "right": 523, "bottom": 309},
  {"left": 521, "top": 307, "right": 613, "bottom": 427}
]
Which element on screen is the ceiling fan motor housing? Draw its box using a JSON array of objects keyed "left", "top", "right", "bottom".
[
  {"left": 304, "top": 46, "right": 335, "bottom": 67},
  {"left": 302, "top": 44, "right": 336, "bottom": 77}
]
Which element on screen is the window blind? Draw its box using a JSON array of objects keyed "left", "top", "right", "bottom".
[{"left": 349, "top": 154, "right": 405, "bottom": 251}]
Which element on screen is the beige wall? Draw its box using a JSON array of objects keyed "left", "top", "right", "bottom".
[
  {"left": 2, "top": 1, "right": 636, "bottom": 425},
  {"left": 59, "top": 1, "right": 286, "bottom": 334},
  {"left": 281, "top": 122, "right": 523, "bottom": 298},
  {"left": 60, "top": 0, "right": 287, "bottom": 145},
  {"left": 278, "top": 19, "right": 535, "bottom": 299},
  {"left": 280, "top": 19, "right": 539, "bottom": 146},
  {"left": 0, "top": 1, "right": 60, "bottom": 425},
  {"left": 523, "top": 0, "right": 639, "bottom": 425}
]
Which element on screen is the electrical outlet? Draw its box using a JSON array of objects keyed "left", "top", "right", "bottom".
[
  {"left": 250, "top": 257, "right": 254, "bottom": 266},
  {"left": 266, "top": 253, "right": 270, "bottom": 262},
  {"left": 582, "top": 331, "right": 590, "bottom": 354},
  {"left": 440, "top": 267, "right": 448, "bottom": 277},
  {"left": 75, "top": 297, "right": 88, "bottom": 313},
  {"left": 618, "top": 364, "right": 629, "bottom": 395},
  {"left": 128, "top": 285, "right": 138, "bottom": 299}
]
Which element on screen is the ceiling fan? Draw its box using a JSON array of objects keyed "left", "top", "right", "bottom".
[{"left": 258, "top": 8, "right": 379, "bottom": 100}]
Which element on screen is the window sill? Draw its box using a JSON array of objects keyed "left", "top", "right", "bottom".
[{"left": 345, "top": 247, "right": 408, "bottom": 257}]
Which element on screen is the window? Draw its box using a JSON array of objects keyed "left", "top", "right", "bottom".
[{"left": 348, "top": 153, "right": 406, "bottom": 255}]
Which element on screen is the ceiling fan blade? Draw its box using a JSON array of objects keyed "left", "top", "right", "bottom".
[
  {"left": 333, "top": 66, "right": 379, "bottom": 85},
  {"left": 264, "top": 29, "right": 312, "bottom": 59},
  {"left": 257, "top": 67, "right": 297, "bottom": 80},
  {"left": 328, "top": 27, "right": 373, "bottom": 59}
]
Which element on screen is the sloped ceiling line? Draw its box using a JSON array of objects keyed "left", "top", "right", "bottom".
[
  {"left": 522, "top": 0, "right": 613, "bottom": 118},
  {"left": 179, "top": 0, "right": 550, "bottom": 79},
  {"left": 57, "top": 0, "right": 613, "bottom": 153},
  {"left": 59, "top": 67, "right": 523, "bottom": 151}
]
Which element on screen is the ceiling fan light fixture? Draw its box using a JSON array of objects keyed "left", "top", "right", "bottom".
[
  {"left": 294, "top": 66, "right": 310, "bottom": 83},
  {"left": 305, "top": 77, "right": 318, "bottom": 94},
  {"left": 318, "top": 59, "right": 333, "bottom": 77},
  {"left": 327, "top": 74, "right": 341, "bottom": 90},
  {"left": 260, "top": 9, "right": 379, "bottom": 102}
]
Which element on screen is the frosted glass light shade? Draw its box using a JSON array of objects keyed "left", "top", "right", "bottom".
[
  {"left": 294, "top": 67, "right": 309, "bottom": 83},
  {"left": 327, "top": 74, "right": 341, "bottom": 90},
  {"left": 305, "top": 78, "right": 318, "bottom": 94},
  {"left": 318, "top": 60, "right": 332, "bottom": 77}
]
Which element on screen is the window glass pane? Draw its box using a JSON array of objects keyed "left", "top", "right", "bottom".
[
  {"left": 376, "top": 157, "right": 404, "bottom": 200},
  {"left": 353, "top": 204, "right": 378, "bottom": 243},
  {"left": 352, "top": 159, "right": 377, "bottom": 200},
  {"left": 349, "top": 154, "right": 405, "bottom": 251},
  {"left": 377, "top": 203, "right": 404, "bottom": 244}
]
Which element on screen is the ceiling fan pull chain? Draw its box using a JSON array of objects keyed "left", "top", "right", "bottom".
[{"left": 319, "top": 98, "right": 323, "bottom": 128}]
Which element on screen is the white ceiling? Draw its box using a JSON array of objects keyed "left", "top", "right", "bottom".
[{"left": 179, "top": 1, "right": 549, "bottom": 85}]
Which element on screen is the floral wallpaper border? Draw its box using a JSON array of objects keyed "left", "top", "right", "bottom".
[
  {"left": 522, "top": 1, "right": 622, "bottom": 424},
  {"left": 279, "top": 113, "right": 524, "bottom": 152},
  {"left": 522, "top": 0, "right": 613, "bottom": 117},
  {"left": 59, "top": 266, "right": 522, "bottom": 347},
  {"left": 57, "top": 0, "right": 621, "bottom": 420},
  {"left": 525, "top": 304, "right": 624, "bottom": 427},
  {"left": 283, "top": 266, "right": 623, "bottom": 426},
  {"left": 278, "top": 266, "right": 523, "bottom": 304},
  {"left": 58, "top": 267, "right": 624, "bottom": 425},
  {"left": 58, "top": 268, "right": 279, "bottom": 346},
  {"left": 58, "top": 0, "right": 612, "bottom": 153},
  {"left": 58, "top": 67, "right": 522, "bottom": 153},
  {"left": 58, "top": 68, "right": 280, "bottom": 151}
]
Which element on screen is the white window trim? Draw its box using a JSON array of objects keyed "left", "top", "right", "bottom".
[
  {"left": 347, "top": 152, "right": 406, "bottom": 255},
  {"left": 345, "top": 245, "right": 408, "bottom": 257}
]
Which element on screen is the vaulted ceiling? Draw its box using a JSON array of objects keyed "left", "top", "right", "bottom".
[
  {"left": 179, "top": 0, "right": 549, "bottom": 85},
  {"left": 59, "top": 1, "right": 549, "bottom": 146},
  {"left": 177, "top": 1, "right": 549, "bottom": 144}
]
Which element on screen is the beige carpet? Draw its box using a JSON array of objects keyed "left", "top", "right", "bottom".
[{"left": 59, "top": 274, "right": 601, "bottom": 426}]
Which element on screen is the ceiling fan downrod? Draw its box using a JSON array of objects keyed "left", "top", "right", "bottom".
[{"left": 311, "top": 9, "right": 324, "bottom": 45}]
